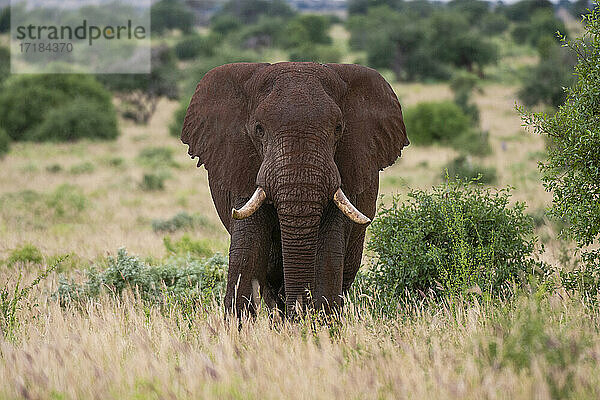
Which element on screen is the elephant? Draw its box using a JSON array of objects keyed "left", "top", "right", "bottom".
[{"left": 181, "top": 62, "right": 409, "bottom": 316}]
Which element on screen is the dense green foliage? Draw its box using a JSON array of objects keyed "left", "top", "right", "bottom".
[
  {"left": 150, "top": 0, "right": 194, "bottom": 34},
  {"left": 0, "top": 7, "right": 9, "bottom": 33},
  {"left": 519, "top": 39, "right": 577, "bottom": 108},
  {"left": 0, "top": 75, "right": 117, "bottom": 142},
  {"left": 152, "top": 212, "right": 211, "bottom": 233},
  {"left": 214, "top": 0, "right": 295, "bottom": 24},
  {"left": 443, "top": 155, "right": 497, "bottom": 184},
  {"left": 521, "top": 6, "right": 600, "bottom": 269},
  {"left": 347, "top": 5, "right": 498, "bottom": 80},
  {"left": 0, "top": 47, "right": 9, "bottom": 85},
  {"left": 511, "top": 9, "right": 567, "bottom": 46},
  {"left": 56, "top": 248, "right": 227, "bottom": 306},
  {"left": 0, "top": 128, "right": 9, "bottom": 158},
  {"left": 175, "top": 34, "right": 218, "bottom": 60},
  {"left": 366, "top": 180, "right": 541, "bottom": 303},
  {"left": 31, "top": 99, "right": 119, "bottom": 142},
  {"left": 404, "top": 101, "right": 471, "bottom": 145}
]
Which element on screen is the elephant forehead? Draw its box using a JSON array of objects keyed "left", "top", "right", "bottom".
[
  {"left": 256, "top": 84, "right": 342, "bottom": 127},
  {"left": 246, "top": 62, "right": 347, "bottom": 102}
]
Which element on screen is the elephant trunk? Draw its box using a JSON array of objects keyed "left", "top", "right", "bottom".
[{"left": 277, "top": 203, "right": 322, "bottom": 313}]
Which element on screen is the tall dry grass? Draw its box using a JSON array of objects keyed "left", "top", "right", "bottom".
[{"left": 1, "top": 267, "right": 599, "bottom": 399}]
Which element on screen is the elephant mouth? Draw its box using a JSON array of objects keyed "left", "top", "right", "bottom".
[{"left": 232, "top": 187, "right": 370, "bottom": 224}]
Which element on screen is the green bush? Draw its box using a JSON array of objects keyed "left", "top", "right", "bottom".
[
  {"left": 404, "top": 101, "right": 471, "bottom": 146},
  {"left": 443, "top": 155, "right": 497, "bottom": 184},
  {"left": 6, "top": 244, "right": 44, "bottom": 267},
  {"left": 479, "top": 12, "right": 509, "bottom": 35},
  {"left": 288, "top": 45, "right": 342, "bottom": 63},
  {"left": 0, "top": 75, "right": 116, "bottom": 142},
  {"left": 55, "top": 248, "right": 227, "bottom": 306},
  {"left": 150, "top": 0, "right": 194, "bottom": 34},
  {"left": 170, "top": 101, "right": 188, "bottom": 137},
  {"left": 366, "top": 180, "right": 542, "bottom": 305},
  {"left": 163, "top": 234, "right": 213, "bottom": 258},
  {"left": 152, "top": 211, "right": 211, "bottom": 233},
  {"left": 175, "top": 35, "right": 218, "bottom": 60},
  {"left": 0, "top": 128, "right": 9, "bottom": 158},
  {"left": 0, "top": 47, "right": 9, "bottom": 85},
  {"left": 518, "top": 41, "right": 577, "bottom": 108},
  {"left": 140, "top": 172, "right": 168, "bottom": 191},
  {"left": 30, "top": 99, "right": 118, "bottom": 142},
  {"left": 0, "top": 7, "right": 9, "bottom": 33}
]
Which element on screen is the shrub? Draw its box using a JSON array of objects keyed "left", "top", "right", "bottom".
[
  {"left": 29, "top": 99, "right": 118, "bottom": 142},
  {"left": 152, "top": 211, "right": 211, "bottom": 233},
  {"left": 0, "top": 7, "right": 9, "bottom": 33},
  {"left": 163, "top": 234, "right": 213, "bottom": 258},
  {"left": 366, "top": 180, "right": 542, "bottom": 305},
  {"left": 45, "top": 184, "right": 87, "bottom": 219},
  {"left": 0, "top": 128, "right": 9, "bottom": 158},
  {"left": 518, "top": 41, "right": 577, "bottom": 108},
  {"left": 288, "top": 45, "right": 342, "bottom": 63},
  {"left": 55, "top": 248, "right": 227, "bottom": 306},
  {"left": 452, "top": 130, "right": 492, "bottom": 156},
  {"left": 479, "top": 12, "right": 509, "bottom": 35},
  {"left": 0, "top": 75, "right": 116, "bottom": 142},
  {"left": 0, "top": 46, "right": 9, "bottom": 85},
  {"left": 521, "top": 7, "right": 600, "bottom": 270},
  {"left": 443, "top": 155, "right": 497, "bottom": 184},
  {"left": 404, "top": 101, "right": 471, "bottom": 146},
  {"left": 150, "top": 0, "right": 194, "bottom": 34},
  {"left": 170, "top": 101, "right": 188, "bottom": 137},
  {"left": 6, "top": 244, "right": 44, "bottom": 267},
  {"left": 140, "top": 172, "right": 168, "bottom": 191},
  {"left": 175, "top": 35, "right": 217, "bottom": 60}
]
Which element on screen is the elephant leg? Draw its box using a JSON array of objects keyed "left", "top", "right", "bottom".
[
  {"left": 314, "top": 203, "right": 347, "bottom": 311},
  {"left": 265, "top": 228, "right": 285, "bottom": 312},
  {"left": 224, "top": 202, "right": 275, "bottom": 316},
  {"left": 342, "top": 228, "right": 366, "bottom": 293},
  {"left": 342, "top": 184, "right": 377, "bottom": 294}
]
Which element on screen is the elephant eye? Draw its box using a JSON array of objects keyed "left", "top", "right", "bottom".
[
  {"left": 335, "top": 123, "right": 343, "bottom": 137},
  {"left": 255, "top": 123, "right": 264, "bottom": 137}
]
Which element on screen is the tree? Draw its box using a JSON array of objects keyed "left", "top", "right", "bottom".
[
  {"left": 521, "top": 6, "right": 600, "bottom": 269},
  {"left": 0, "top": 7, "right": 9, "bottom": 33},
  {"left": 518, "top": 38, "right": 577, "bottom": 108},
  {"left": 501, "top": 0, "right": 553, "bottom": 22},
  {"left": 151, "top": 0, "right": 195, "bottom": 34},
  {"left": 284, "top": 14, "right": 332, "bottom": 49},
  {"left": 0, "top": 75, "right": 116, "bottom": 141},
  {"left": 216, "top": 0, "right": 295, "bottom": 24},
  {"left": 0, "top": 47, "right": 9, "bottom": 85},
  {"left": 99, "top": 46, "right": 179, "bottom": 124}
]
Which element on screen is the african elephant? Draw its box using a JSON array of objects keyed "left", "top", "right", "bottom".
[{"left": 181, "top": 62, "right": 409, "bottom": 316}]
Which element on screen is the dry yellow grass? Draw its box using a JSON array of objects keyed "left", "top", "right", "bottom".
[{"left": 1, "top": 273, "right": 599, "bottom": 400}]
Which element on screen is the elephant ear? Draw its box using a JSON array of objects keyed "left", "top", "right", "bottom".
[
  {"left": 326, "top": 64, "right": 409, "bottom": 195},
  {"left": 181, "top": 63, "right": 269, "bottom": 196}
]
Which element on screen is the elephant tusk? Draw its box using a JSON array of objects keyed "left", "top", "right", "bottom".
[
  {"left": 333, "top": 188, "right": 371, "bottom": 225},
  {"left": 232, "top": 187, "right": 267, "bottom": 220}
]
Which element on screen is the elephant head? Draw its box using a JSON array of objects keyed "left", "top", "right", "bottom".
[{"left": 182, "top": 62, "right": 408, "bottom": 312}]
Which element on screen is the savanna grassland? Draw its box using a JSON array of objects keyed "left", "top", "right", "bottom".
[{"left": 1, "top": 5, "right": 600, "bottom": 398}]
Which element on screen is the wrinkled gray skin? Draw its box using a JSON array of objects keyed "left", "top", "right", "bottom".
[{"left": 182, "top": 62, "right": 408, "bottom": 316}]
